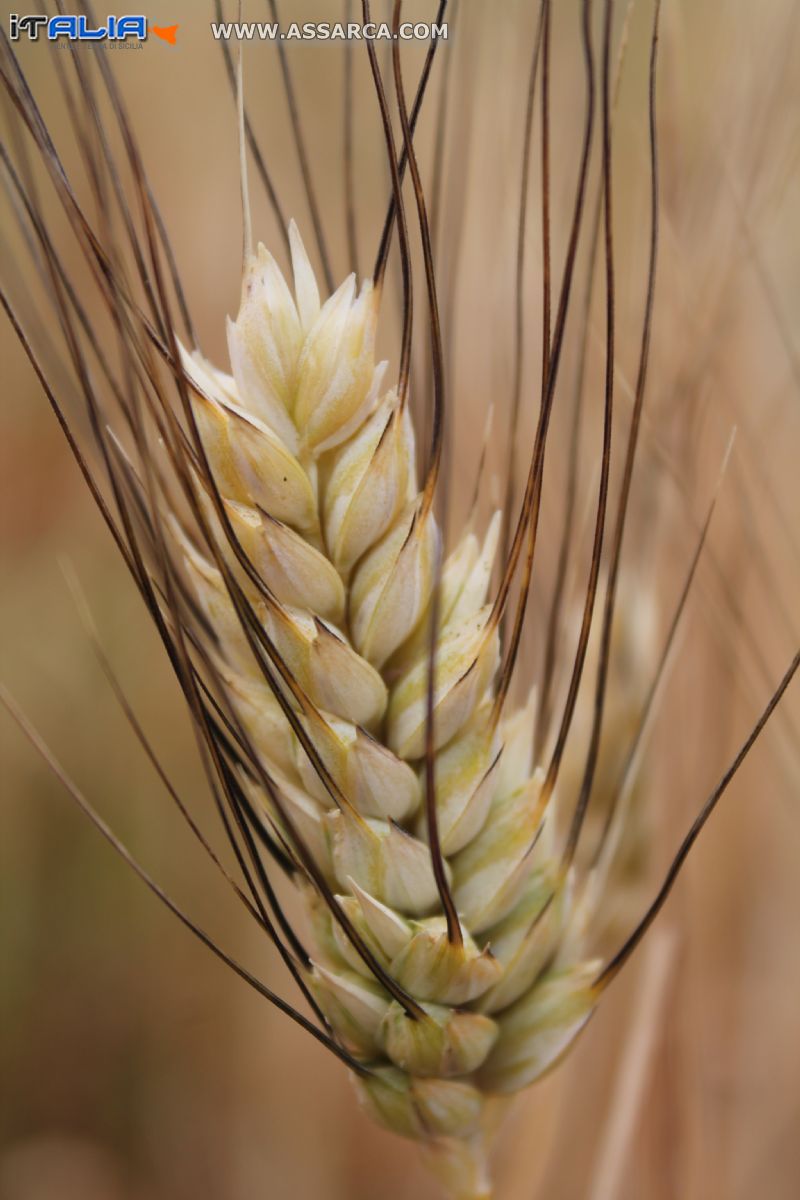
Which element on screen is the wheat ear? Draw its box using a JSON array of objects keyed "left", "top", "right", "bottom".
[{"left": 162, "top": 217, "right": 664, "bottom": 1198}]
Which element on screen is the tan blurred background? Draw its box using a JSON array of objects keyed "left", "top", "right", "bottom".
[{"left": 2, "top": 2, "right": 799, "bottom": 1197}]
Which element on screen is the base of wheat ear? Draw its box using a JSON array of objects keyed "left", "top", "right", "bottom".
[{"left": 175, "top": 222, "right": 643, "bottom": 1200}]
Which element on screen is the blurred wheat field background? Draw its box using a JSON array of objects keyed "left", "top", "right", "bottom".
[{"left": 1, "top": 1, "right": 799, "bottom": 1197}]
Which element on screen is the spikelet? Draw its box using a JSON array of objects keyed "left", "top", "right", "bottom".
[{"left": 174, "top": 227, "right": 657, "bottom": 1200}]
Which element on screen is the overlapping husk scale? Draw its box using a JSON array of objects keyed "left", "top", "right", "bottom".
[{"left": 176, "top": 227, "right": 649, "bottom": 1199}]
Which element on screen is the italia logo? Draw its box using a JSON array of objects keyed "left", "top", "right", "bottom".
[{"left": 8, "top": 14, "right": 178, "bottom": 44}]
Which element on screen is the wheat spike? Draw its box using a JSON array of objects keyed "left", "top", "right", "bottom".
[{"left": 166, "top": 221, "right": 656, "bottom": 1198}]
